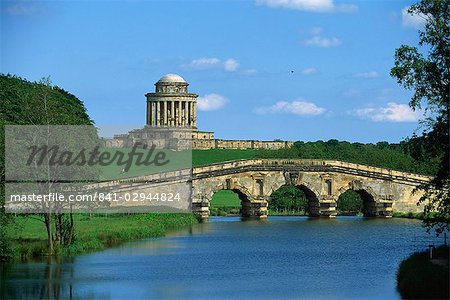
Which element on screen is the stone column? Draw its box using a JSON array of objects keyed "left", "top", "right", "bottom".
[
  {"left": 153, "top": 102, "right": 156, "bottom": 126},
  {"left": 170, "top": 101, "right": 175, "bottom": 127},
  {"left": 155, "top": 102, "right": 160, "bottom": 127},
  {"left": 184, "top": 101, "right": 189, "bottom": 127},
  {"left": 178, "top": 100, "right": 182, "bottom": 126},
  {"left": 147, "top": 102, "right": 151, "bottom": 125},
  {"left": 186, "top": 102, "right": 189, "bottom": 126},
  {"left": 147, "top": 102, "right": 154, "bottom": 126},
  {"left": 163, "top": 101, "right": 167, "bottom": 126},
  {"left": 188, "top": 102, "right": 192, "bottom": 126},
  {"left": 182, "top": 102, "right": 185, "bottom": 126},
  {"left": 192, "top": 102, "right": 197, "bottom": 128}
]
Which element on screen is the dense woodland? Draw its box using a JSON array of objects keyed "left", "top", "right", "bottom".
[{"left": 258, "top": 139, "right": 439, "bottom": 176}]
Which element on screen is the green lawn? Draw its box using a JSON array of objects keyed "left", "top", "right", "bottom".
[
  {"left": 99, "top": 148, "right": 192, "bottom": 180},
  {"left": 99, "top": 148, "right": 263, "bottom": 180},
  {"left": 210, "top": 190, "right": 241, "bottom": 207},
  {"left": 209, "top": 190, "right": 242, "bottom": 216},
  {"left": 192, "top": 149, "right": 262, "bottom": 166}
]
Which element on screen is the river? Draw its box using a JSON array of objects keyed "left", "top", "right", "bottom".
[{"left": 1, "top": 216, "right": 437, "bottom": 299}]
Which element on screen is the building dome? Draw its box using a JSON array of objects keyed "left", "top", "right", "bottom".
[{"left": 157, "top": 74, "right": 186, "bottom": 84}]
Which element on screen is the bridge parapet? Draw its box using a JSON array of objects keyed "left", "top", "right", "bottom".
[{"left": 193, "top": 159, "right": 430, "bottom": 185}]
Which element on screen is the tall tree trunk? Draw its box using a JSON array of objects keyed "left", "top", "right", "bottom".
[
  {"left": 43, "top": 213, "right": 54, "bottom": 255},
  {"left": 67, "top": 208, "right": 74, "bottom": 245},
  {"left": 54, "top": 214, "right": 61, "bottom": 246}
]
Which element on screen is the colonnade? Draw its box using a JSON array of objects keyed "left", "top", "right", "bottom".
[{"left": 147, "top": 100, "right": 196, "bottom": 127}]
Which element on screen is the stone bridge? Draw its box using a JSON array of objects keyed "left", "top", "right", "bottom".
[{"left": 191, "top": 159, "right": 430, "bottom": 218}]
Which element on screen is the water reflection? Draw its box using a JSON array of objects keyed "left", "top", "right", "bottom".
[{"left": 1, "top": 257, "right": 75, "bottom": 300}]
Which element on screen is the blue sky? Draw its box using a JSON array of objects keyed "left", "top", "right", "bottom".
[{"left": 1, "top": 0, "right": 427, "bottom": 142}]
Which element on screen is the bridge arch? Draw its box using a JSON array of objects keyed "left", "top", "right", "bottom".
[
  {"left": 297, "top": 184, "right": 320, "bottom": 217},
  {"left": 208, "top": 182, "right": 253, "bottom": 204},
  {"left": 208, "top": 181, "right": 260, "bottom": 217},
  {"left": 268, "top": 183, "right": 320, "bottom": 216},
  {"left": 337, "top": 184, "right": 378, "bottom": 217}
]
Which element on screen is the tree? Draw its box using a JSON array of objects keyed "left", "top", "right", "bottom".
[
  {"left": 0, "top": 74, "right": 94, "bottom": 258},
  {"left": 337, "top": 190, "right": 363, "bottom": 215},
  {"left": 390, "top": 0, "right": 449, "bottom": 235},
  {"left": 269, "top": 185, "right": 308, "bottom": 214}
]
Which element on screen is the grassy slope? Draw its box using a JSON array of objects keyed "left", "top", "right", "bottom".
[
  {"left": 397, "top": 245, "right": 449, "bottom": 299},
  {"left": 8, "top": 213, "right": 197, "bottom": 260},
  {"left": 99, "top": 148, "right": 260, "bottom": 180},
  {"left": 192, "top": 149, "right": 261, "bottom": 166}
]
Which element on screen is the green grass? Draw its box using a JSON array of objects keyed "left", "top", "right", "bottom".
[
  {"left": 99, "top": 148, "right": 192, "bottom": 180},
  {"left": 392, "top": 212, "right": 425, "bottom": 219},
  {"left": 210, "top": 190, "right": 242, "bottom": 216},
  {"left": 7, "top": 213, "right": 198, "bottom": 260},
  {"left": 192, "top": 149, "right": 262, "bottom": 166},
  {"left": 210, "top": 190, "right": 241, "bottom": 207},
  {"left": 397, "top": 245, "right": 449, "bottom": 299},
  {"left": 98, "top": 148, "right": 262, "bottom": 180}
]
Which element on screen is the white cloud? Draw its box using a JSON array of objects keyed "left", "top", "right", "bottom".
[
  {"left": 224, "top": 59, "right": 239, "bottom": 72},
  {"left": 353, "top": 71, "right": 379, "bottom": 78},
  {"left": 197, "top": 94, "right": 228, "bottom": 111},
  {"left": 309, "top": 26, "right": 323, "bottom": 35},
  {"left": 242, "top": 69, "right": 258, "bottom": 75},
  {"left": 183, "top": 57, "right": 239, "bottom": 72},
  {"left": 5, "top": 3, "right": 41, "bottom": 15},
  {"left": 304, "top": 36, "right": 341, "bottom": 47},
  {"left": 301, "top": 67, "right": 318, "bottom": 75},
  {"left": 256, "top": 0, "right": 357, "bottom": 13},
  {"left": 255, "top": 100, "right": 325, "bottom": 115},
  {"left": 185, "top": 57, "right": 221, "bottom": 69},
  {"left": 351, "top": 102, "right": 421, "bottom": 122},
  {"left": 402, "top": 6, "right": 427, "bottom": 29}
]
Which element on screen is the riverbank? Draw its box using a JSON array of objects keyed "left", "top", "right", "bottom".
[
  {"left": 392, "top": 212, "right": 425, "bottom": 219},
  {"left": 4, "top": 213, "right": 198, "bottom": 261},
  {"left": 397, "top": 245, "right": 449, "bottom": 299}
]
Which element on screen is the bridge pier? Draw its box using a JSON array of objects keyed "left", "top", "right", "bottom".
[
  {"left": 316, "top": 195, "right": 337, "bottom": 217},
  {"left": 242, "top": 200, "right": 268, "bottom": 219},
  {"left": 192, "top": 202, "right": 210, "bottom": 219},
  {"left": 319, "top": 201, "right": 337, "bottom": 218},
  {"left": 376, "top": 202, "right": 393, "bottom": 217}
]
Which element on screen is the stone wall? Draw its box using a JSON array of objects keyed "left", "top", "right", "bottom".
[{"left": 103, "top": 127, "right": 293, "bottom": 150}]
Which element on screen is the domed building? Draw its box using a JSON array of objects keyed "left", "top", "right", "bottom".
[
  {"left": 105, "top": 74, "right": 292, "bottom": 150},
  {"left": 146, "top": 74, "right": 198, "bottom": 128}
]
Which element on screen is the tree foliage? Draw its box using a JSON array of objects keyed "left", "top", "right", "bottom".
[
  {"left": 337, "top": 190, "right": 363, "bottom": 215},
  {"left": 259, "top": 139, "right": 438, "bottom": 176},
  {"left": 269, "top": 185, "right": 308, "bottom": 214},
  {"left": 390, "top": 0, "right": 449, "bottom": 235},
  {"left": 0, "top": 74, "right": 93, "bottom": 259}
]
